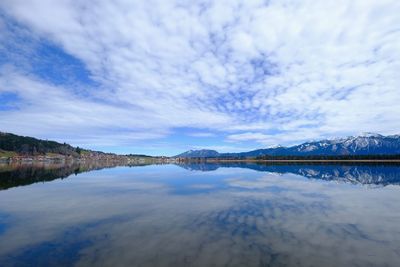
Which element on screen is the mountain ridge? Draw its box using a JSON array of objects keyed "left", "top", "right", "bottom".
[{"left": 175, "top": 133, "right": 400, "bottom": 158}]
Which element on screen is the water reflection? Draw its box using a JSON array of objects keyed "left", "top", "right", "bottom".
[
  {"left": 0, "top": 163, "right": 399, "bottom": 266},
  {"left": 178, "top": 162, "right": 400, "bottom": 186},
  {"left": 0, "top": 162, "right": 154, "bottom": 190}
]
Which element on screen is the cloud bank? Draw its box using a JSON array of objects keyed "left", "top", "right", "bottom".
[{"left": 1, "top": 0, "right": 399, "bottom": 154}]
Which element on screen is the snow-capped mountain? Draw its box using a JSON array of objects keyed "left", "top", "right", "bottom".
[
  {"left": 286, "top": 133, "right": 400, "bottom": 156},
  {"left": 175, "top": 133, "right": 400, "bottom": 157}
]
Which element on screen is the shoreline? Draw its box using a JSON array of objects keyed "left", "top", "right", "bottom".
[
  {"left": 2, "top": 156, "right": 400, "bottom": 165},
  {"left": 0, "top": 155, "right": 168, "bottom": 164}
]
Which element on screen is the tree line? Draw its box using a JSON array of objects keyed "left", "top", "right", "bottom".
[
  {"left": 254, "top": 154, "right": 400, "bottom": 160},
  {"left": 0, "top": 132, "right": 81, "bottom": 156}
]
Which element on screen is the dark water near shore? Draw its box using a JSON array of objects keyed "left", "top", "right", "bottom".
[{"left": 0, "top": 162, "right": 400, "bottom": 267}]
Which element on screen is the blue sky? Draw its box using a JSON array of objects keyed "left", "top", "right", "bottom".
[{"left": 0, "top": 0, "right": 400, "bottom": 156}]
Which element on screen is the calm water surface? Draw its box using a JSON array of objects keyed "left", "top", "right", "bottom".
[{"left": 0, "top": 163, "right": 400, "bottom": 267}]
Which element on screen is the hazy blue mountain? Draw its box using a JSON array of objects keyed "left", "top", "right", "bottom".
[
  {"left": 175, "top": 133, "right": 400, "bottom": 158},
  {"left": 175, "top": 149, "right": 220, "bottom": 158}
]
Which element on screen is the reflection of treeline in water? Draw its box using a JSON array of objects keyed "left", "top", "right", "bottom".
[
  {"left": 177, "top": 162, "right": 400, "bottom": 186},
  {"left": 253, "top": 154, "right": 400, "bottom": 160},
  {"left": 0, "top": 162, "right": 153, "bottom": 190},
  {"left": 179, "top": 155, "right": 400, "bottom": 161},
  {"left": 176, "top": 155, "right": 400, "bottom": 165}
]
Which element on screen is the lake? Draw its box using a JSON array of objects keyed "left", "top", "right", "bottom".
[{"left": 0, "top": 162, "right": 400, "bottom": 267}]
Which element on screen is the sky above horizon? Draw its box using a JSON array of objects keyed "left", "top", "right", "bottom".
[{"left": 0, "top": 0, "right": 400, "bottom": 156}]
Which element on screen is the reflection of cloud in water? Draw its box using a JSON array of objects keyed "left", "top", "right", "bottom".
[
  {"left": 0, "top": 166, "right": 399, "bottom": 266},
  {"left": 188, "top": 184, "right": 216, "bottom": 189}
]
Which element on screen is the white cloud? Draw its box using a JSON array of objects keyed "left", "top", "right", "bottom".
[
  {"left": 187, "top": 132, "right": 216, "bottom": 138},
  {"left": 227, "top": 132, "right": 271, "bottom": 143},
  {"left": 1, "top": 0, "right": 400, "bottom": 150}
]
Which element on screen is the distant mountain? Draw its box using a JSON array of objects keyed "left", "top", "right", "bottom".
[
  {"left": 175, "top": 149, "right": 220, "bottom": 158},
  {"left": 175, "top": 133, "right": 400, "bottom": 158}
]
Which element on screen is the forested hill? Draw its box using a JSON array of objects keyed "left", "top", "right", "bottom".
[{"left": 1, "top": 132, "right": 91, "bottom": 157}]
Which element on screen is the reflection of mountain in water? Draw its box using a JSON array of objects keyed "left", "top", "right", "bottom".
[
  {"left": 0, "top": 162, "right": 153, "bottom": 190},
  {"left": 3, "top": 162, "right": 400, "bottom": 190},
  {"left": 178, "top": 163, "right": 220, "bottom": 172},
  {"left": 177, "top": 162, "right": 400, "bottom": 186}
]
